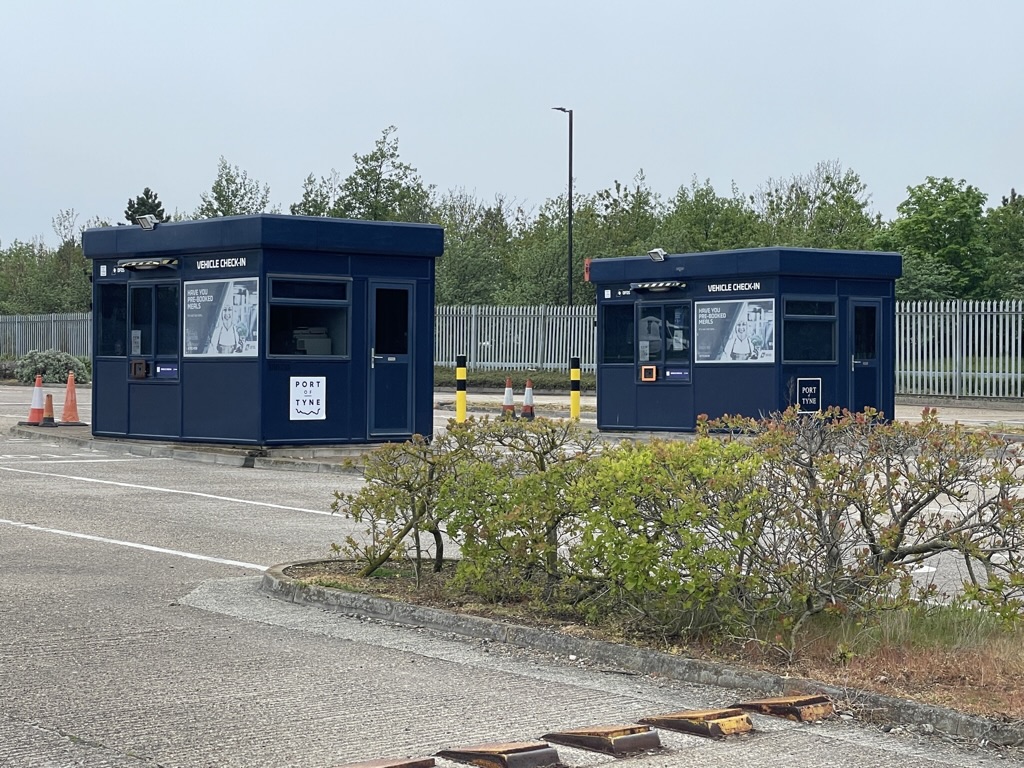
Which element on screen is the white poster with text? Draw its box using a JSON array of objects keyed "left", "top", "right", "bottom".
[
  {"left": 695, "top": 298, "right": 775, "bottom": 363},
  {"left": 290, "top": 376, "right": 326, "bottom": 420},
  {"left": 184, "top": 278, "right": 259, "bottom": 357}
]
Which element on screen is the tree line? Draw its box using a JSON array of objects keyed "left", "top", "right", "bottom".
[{"left": 1, "top": 125, "right": 1021, "bottom": 315}]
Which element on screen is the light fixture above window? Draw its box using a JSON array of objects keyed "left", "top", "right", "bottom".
[{"left": 135, "top": 214, "right": 159, "bottom": 230}]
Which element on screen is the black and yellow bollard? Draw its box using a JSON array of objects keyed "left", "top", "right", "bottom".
[
  {"left": 455, "top": 354, "right": 467, "bottom": 423},
  {"left": 570, "top": 356, "right": 581, "bottom": 420}
]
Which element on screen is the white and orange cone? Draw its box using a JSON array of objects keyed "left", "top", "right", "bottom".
[
  {"left": 59, "top": 372, "right": 86, "bottom": 426},
  {"left": 501, "top": 376, "right": 517, "bottom": 420},
  {"left": 19, "top": 375, "right": 45, "bottom": 426},
  {"left": 521, "top": 378, "right": 535, "bottom": 421}
]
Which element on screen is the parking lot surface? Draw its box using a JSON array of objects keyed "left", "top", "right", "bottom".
[{"left": 1, "top": 384, "right": 1022, "bottom": 766}]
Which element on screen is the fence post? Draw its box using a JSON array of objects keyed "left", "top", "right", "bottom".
[
  {"left": 469, "top": 306, "right": 479, "bottom": 371},
  {"left": 955, "top": 299, "right": 963, "bottom": 400},
  {"left": 537, "top": 306, "right": 548, "bottom": 371}
]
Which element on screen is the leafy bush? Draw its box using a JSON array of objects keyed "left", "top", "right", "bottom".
[
  {"left": 0, "top": 359, "right": 17, "bottom": 381},
  {"left": 76, "top": 355, "right": 92, "bottom": 379},
  {"left": 331, "top": 421, "right": 482, "bottom": 579},
  {"left": 565, "top": 436, "right": 767, "bottom": 638},
  {"left": 15, "top": 349, "right": 90, "bottom": 384},
  {"left": 438, "top": 418, "right": 601, "bottom": 602},
  {"left": 332, "top": 407, "right": 1024, "bottom": 660}
]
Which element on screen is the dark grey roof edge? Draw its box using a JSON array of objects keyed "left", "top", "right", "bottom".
[{"left": 83, "top": 213, "right": 443, "bottom": 259}]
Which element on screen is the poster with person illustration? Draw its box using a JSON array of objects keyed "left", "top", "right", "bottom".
[
  {"left": 695, "top": 298, "right": 775, "bottom": 363},
  {"left": 183, "top": 278, "right": 259, "bottom": 357}
]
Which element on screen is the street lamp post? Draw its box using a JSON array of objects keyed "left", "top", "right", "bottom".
[{"left": 553, "top": 106, "right": 573, "bottom": 307}]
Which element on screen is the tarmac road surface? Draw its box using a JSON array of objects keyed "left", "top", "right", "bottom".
[{"left": 2, "top": 384, "right": 1023, "bottom": 766}]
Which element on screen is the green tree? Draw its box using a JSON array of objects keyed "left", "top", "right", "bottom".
[
  {"left": 591, "top": 171, "right": 661, "bottom": 255},
  {"left": 750, "top": 160, "right": 878, "bottom": 249},
  {"left": 882, "top": 176, "right": 989, "bottom": 299},
  {"left": 0, "top": 240, "right": 49, "bottom": 314},
  {"left": 124, "top": 187, "right": 168, "bottom": 224},
  {"left": 433, "top": 189, "right": 514, "bottom": 305},
  {"left": 981, "top": 189, "right": 1024, "bottom": 298},
  {"left": 330, "top": 126, "right": 435, "bottom": 222},
  {"left": 653, "top": 177, "right": 760, "bottom": 253},
  {"left": 195, "top": 156, "right": 274, "bottom": 218},
  {"left": 497, "top": 198, "right": 583, "bottom": 306},
  {"left": 0, "top": 210, "right": 91, "bottom": 314},
  {"left": 289, "top": 171, "right": 342, "bottom": 217}
]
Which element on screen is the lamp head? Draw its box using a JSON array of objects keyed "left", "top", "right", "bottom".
[
  {"left": 648, "top": 248, "right": 667, "bottom": 262},
  {"left": 135, "top": 214, "right": 158, "bottom": 230}
]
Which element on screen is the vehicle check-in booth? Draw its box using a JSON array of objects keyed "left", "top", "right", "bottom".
[
  {"left": 589, "top": 247, "right": 902, "bottom": 431},
  {"left": 82, "top": 214, "right": 444, "bottom": 445}
]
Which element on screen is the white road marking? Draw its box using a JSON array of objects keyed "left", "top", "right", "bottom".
[
  {"left": 0, "top": 465, "right": 336, "bottom": 516},
  {"left": 0, "top": 517, "right": 267, "bottom": 571},
  {"left": 0, "top": 458, "right": 144, "bottom": 464}
]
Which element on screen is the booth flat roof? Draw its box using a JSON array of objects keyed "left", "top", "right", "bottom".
[
  {"left": 588, "top": 246, "right": 902, "bottom": 282},
  {"left": 82, "top": 214, "right": 444, "bottom": 259}
]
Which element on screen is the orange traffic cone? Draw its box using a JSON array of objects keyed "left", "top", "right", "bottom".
[
  {"left": 59, "top": 372, "right": 86, "bottom": 426},
  {"left": 39, "top": 394, "right": 57, "bottom": 427},
  {"left": 19, "top": 375, "right": 45, "bottom": 425},
  {"left": 521, "top": 378, "right": 535, "bottom": 421},
  {"left": 501, "top": 376, "right": 517, "bottom": 420}
]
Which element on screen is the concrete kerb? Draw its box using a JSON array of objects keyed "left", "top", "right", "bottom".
[
  {"left": 261, "top": 562, "right": 1024, "bottom": 749},
  {"left": 4, "top": 424, "right": 366, "bottom": 474}
]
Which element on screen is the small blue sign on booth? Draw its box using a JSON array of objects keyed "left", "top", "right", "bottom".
[
  {"left": 82, "top": 214, "right": 443, "bottom": 446},
  {"left": 589, "top": 247, "right": 902, "bottom": 431}
]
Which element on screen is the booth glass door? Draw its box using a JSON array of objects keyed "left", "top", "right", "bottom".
[
  {"left": 849, "top": 299, "right": 880, "bottom": 413},
  {"left": 369, "top": 282, "right": 413, "bottom": 437}
]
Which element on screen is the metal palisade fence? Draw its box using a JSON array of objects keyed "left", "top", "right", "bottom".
[
  {"left": 434, "top": 305, "right": 596, "bottom": 372},
  {"left": 897, "top": 300, "right": 1024, "bottom": 399},
  {"left": 3, "top": 303, "right": 1024, "bottom": 399},
  {"left": 0, "top": 312, "right": 91, "bottom": 362}
]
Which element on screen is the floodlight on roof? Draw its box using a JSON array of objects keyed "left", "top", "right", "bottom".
[
  {"left": 135, "top": 214, "right": 158, "bottom": 230},
  {"left": 648, "top": 248, "right": 667, "bottom": 262}
]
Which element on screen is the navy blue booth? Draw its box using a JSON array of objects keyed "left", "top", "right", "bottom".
[
  {"left": 82, "top": 214, "right": 444, "bottom": 445},
  {"left": 589, "top": 247, "right": 902, "bottom": 431}
]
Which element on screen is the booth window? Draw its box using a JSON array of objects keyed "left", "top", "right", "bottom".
[
  {"left": 374, "top": 288, "right": 409, "bottom": 354},
  {"left": 97, "top": 283, "right": 128, "bottom": 356},
  {"left": 130, "top": 284, "right": 180, "bottom": 357},
  {"left": 783, "top": 297, "right": 836, "bottom": 362},
  {"left": 664, "top": 303, "right": 691, "bottom": 363},
  {"left": 635, "top": 302, "right": 690, "bottom": 364},
  {"left": 601, "top": 304, "right": 634, "bottom": 363},
  {"left": 268, "top": 276, "right": 350, "bottom": 356}
]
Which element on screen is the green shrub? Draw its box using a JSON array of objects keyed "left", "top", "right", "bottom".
[
  {"left": 0, "top": 359, "right": 17, "bottom": 381},
  {"left": 439, "top": 418, "right": 602, "bottom": 602},
  {"left": 566, "top": 437, "right": 767, "bottom": 638},
  {"left": 15, "top": 349, "right": 90, "bottom": 384},
  {"left": 76, "top": 355, "right": 92, "bottom": 378},
  {"left": 331, "top": 407, "right": 1024, "bottom": 661},
  {"left": 331, "top": 421, "right": 483, "bottom": 579}
]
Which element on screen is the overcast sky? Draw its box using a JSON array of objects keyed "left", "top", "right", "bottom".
[{"left": 1, "top": 0, "right": 1020, "bottom": 246}]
